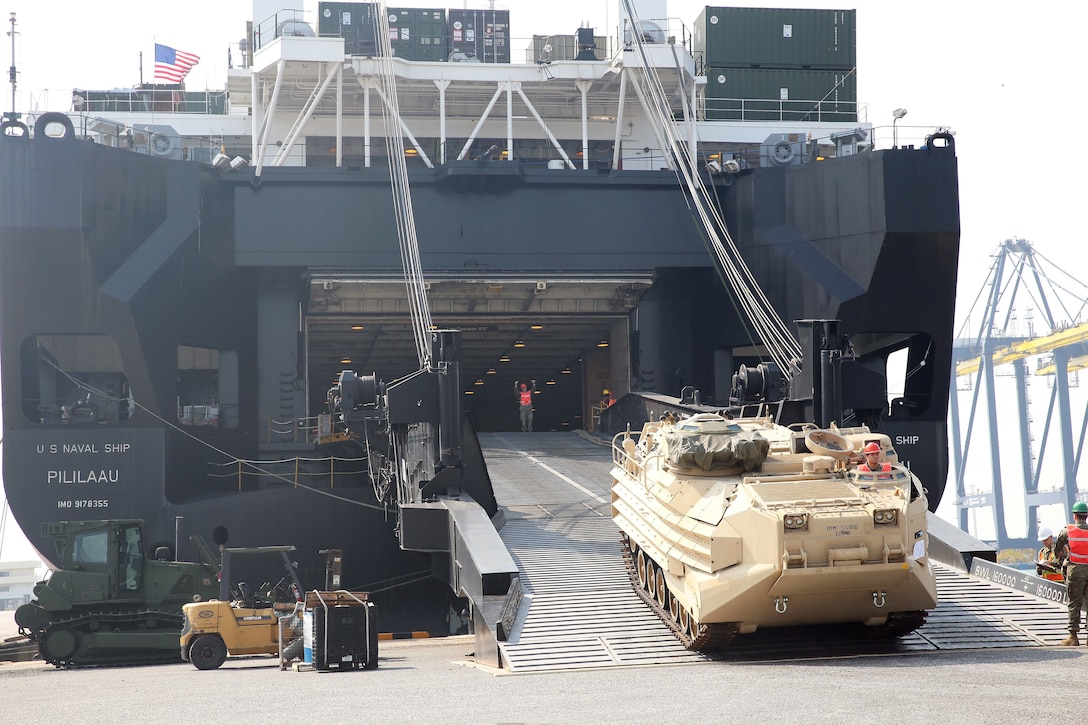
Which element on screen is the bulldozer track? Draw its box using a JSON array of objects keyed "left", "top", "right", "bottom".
[{"left": 39, "top": 609, "right": 184, "bottom": 668}]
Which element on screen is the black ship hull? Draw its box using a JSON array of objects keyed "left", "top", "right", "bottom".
[{"left": 0, "top": 132, "right": 958, "bottom": 632}]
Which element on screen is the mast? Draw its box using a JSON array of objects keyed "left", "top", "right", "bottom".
[{"left": 4, "top": 12, "right": 17, "bottom": 123}]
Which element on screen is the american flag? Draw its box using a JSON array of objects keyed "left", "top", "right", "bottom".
[{"left": 154, "top": 43, "right": 200, "bottom": 83}]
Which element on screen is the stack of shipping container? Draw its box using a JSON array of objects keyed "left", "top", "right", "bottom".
[
  {"left": 694, "top": 7, "right": 857, "bottom": 122},
  {"left": 315, "top": 2, "right": 510, "bottom": 63}
]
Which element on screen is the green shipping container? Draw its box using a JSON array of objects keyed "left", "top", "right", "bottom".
[
  {"left": 388, "top": 7, "right": 448, "bottom": 62},
  {"left": 317, "top": 2, "right": 379, "bottom": 56},
  {"left": 694, "top": 7, "right": 856, "bottom": 70},
  {"left": 704, "top": 67, "right": 857, "bottom": 122}
]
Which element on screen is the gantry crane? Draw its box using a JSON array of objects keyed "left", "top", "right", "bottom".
[{"left": 951, "top": 238, "right": 1088, "bottom": 549}]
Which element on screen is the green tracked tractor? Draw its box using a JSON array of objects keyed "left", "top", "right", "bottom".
[{"left": 14, "top": 519, "right": 220, "bottom": 667}]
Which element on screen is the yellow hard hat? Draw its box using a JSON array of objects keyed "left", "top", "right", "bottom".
[{"left": 602, "top": 389, "right": 610, "bottom": 395}]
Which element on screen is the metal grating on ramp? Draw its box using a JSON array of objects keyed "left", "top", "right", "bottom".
[
  {"left": 498, "top": 515, "right": 713, "bottom": 671},
  {"left": 714, "top": 564, "right": 1072, "bottom": 661},
  {"left": 916, "top": 565, "right": 1070, "bottom": 649}
]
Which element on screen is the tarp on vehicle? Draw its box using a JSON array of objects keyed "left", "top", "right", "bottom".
[{"left": 663, "top": 430, "right": 769, "bottom": 471}]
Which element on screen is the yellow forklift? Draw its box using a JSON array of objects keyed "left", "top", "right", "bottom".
[{"left": 180, "top": 545, "right": 304, "bottom": 670}]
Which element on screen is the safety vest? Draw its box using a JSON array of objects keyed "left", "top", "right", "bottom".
[
  {"left": 1038, "top": 545, "right": 1055, "bottom": 565},
  {"left": 519, "top": 390, "right": 532, "bottom": 406},
  {"left": 1067, "top": 524, "right": 1088, "bottom": 565},
  {"left": 859, "top": 462, "right": 891, "bottom": 472}
]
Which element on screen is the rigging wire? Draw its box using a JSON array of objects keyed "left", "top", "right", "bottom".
[
  {"left": 619, "top": 0, "right": 801, "bottom": 375},
  {"left": 375, "top": 3, "right": 433, "bottom": 368}
]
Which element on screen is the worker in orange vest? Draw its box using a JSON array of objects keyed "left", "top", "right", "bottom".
[
  {"left": 1056, "top": 501, "right": 1088, "bottom": 645},
  {"left": 857, "top": 441, "right": 891, "bottom": 472},
  {"left": 515, "top": 379, "right": 536, "bottom": 432}
]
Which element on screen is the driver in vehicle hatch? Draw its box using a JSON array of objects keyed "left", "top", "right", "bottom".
[{"left": 858, "top": 441, "right": 891, "bottom": 472}]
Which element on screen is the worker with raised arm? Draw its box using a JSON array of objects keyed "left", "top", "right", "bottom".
[{"left": 515, "top": 379, "right": 537, "bottom": 432}]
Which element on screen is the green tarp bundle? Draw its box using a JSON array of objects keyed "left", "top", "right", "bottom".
[{"left": 663, "top": 429, "right": 770, "bottom": 472}]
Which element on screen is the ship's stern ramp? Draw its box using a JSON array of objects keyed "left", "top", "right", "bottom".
[{"left": 483, "top": 432, "right": 713, "bottom": 670}]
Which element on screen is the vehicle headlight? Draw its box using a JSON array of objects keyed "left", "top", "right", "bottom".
[
  {"left": 874, "top": 509, "right": 898, "bottom": 526},
  {"left": 783, "top": 513, "right": 808, "bottom": 530}
]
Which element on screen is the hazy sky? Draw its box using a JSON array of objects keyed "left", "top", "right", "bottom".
[{"left": 2, "top": 1, "right": 1087, "bottom": 559}]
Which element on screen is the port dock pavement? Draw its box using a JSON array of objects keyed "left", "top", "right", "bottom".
[{"left": 2, "top": 618, "right": 1086, "bottom": 723}]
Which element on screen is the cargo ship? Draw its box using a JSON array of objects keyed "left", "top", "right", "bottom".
[{"left": 0, "top": 2, "right": 960, "bottom": 633}]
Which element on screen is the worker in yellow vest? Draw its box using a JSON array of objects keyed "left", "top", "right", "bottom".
[{"left": 1036, "top": 527, "right": 1063, "bottom": 581}]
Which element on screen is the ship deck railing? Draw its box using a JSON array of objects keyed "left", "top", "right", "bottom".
[
  {"left": 213, "top": 454, "right": 370, "bottom": 491},
  {"left": 701, "top": 96, "right": 861, "bottom": 124},
  {"left": 74, "top": 88, "right": 229, "bottom": 115}
]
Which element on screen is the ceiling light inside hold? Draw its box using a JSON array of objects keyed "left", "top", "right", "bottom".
[
  {"left": 561, "top": 367, "right": 572, "bottom": 375},
  {"left": 499, "top": 355, "right": 510, "bottom": 362},
  {"left": 597, "top": 339, "right": 609, "bottom": 347},
  {"left": 340, "top": 357, "right": 351, "bottom": 364},
  {"left": 486, "top": 368, "right": 496, "bottom": 375},
  {"left": 530, "top": 324, "right": 543, "bottom": 330},
  {"left": 514, "top": 340, "right": 525, "bottom": 348},
  {"left": 350, "top": 325, "right": 364, "bottom": 331}
]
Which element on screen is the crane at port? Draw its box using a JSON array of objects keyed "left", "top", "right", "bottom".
[{"left": 951, "top": 238, "right": 1088, "bottom": 548}]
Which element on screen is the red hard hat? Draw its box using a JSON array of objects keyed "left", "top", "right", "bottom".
[{"left": 863, "top": 442, "right": 881, "bottom": 454}]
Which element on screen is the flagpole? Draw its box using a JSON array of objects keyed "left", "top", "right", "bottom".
[{"left": 139, "top": 51, "right": 143, "bottom": 86}]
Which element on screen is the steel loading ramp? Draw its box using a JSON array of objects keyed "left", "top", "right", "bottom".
[
  {"left": 479, "top": 432, "right": 1072, "bottom": 672},
  {"left": 482, "top": 432, "right": 710, "bottom": 671}
]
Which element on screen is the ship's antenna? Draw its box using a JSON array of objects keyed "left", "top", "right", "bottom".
[{"left": 5, "top": 12, "right": 17, "bottom": 123}]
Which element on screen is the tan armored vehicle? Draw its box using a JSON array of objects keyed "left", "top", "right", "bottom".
[{"left": 611, "top": 412, "right": 937, "bottom": 650}]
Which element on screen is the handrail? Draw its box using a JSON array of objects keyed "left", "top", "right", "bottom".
[
  {"left": 210, "top": 454, "right": 368, "bottom": 491},
  {"left": 703, "top": 96, "right": 861, "bottom": 123}
]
